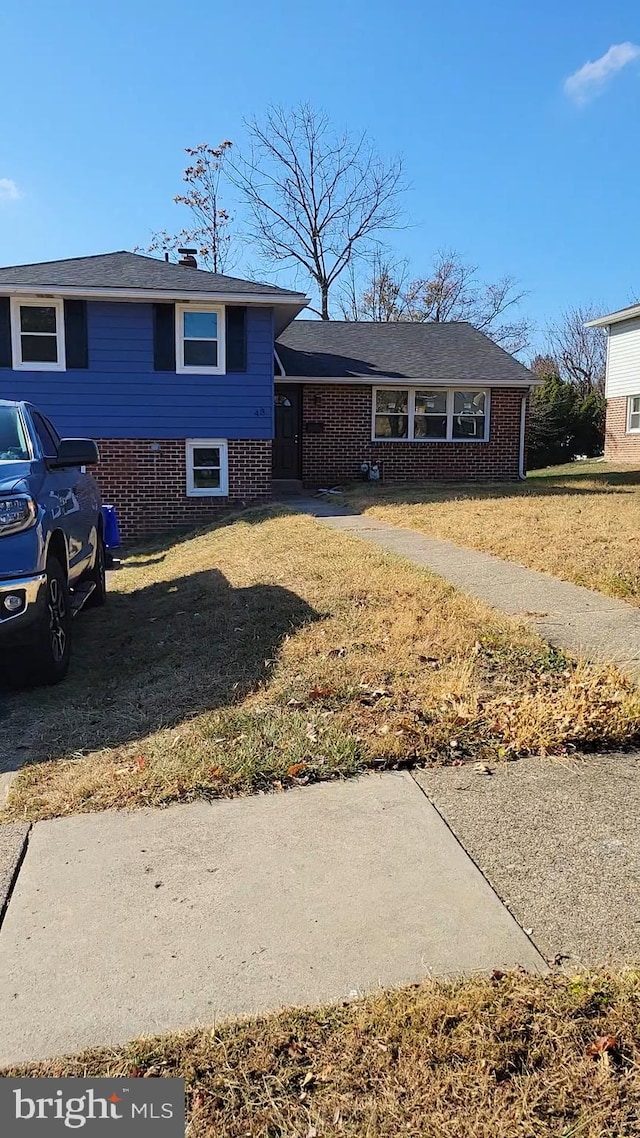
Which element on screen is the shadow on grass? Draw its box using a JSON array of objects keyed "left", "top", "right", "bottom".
[{"left": 0, "top": 566, "right": 320, "bottom": 769}]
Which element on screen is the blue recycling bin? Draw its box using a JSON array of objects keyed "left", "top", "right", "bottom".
[{"left": 101, "top": 504, "right": 122, "bottom": 550}]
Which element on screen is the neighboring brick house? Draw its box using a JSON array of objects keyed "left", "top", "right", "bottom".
[
  {"left": 275, "top": 321, "right": 535, "bottom": 486},
  {"left": 586, "top": 305, "right": 640, "bottom": 464},
  {"left": 0, "top": 250, "right": 537, "bottom": 538}
]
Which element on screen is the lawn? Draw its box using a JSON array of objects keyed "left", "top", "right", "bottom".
[
  {"left": 340, "top": 461, "right": 640, "bottom": 605},
  {"left": 6, "top": 970, "right": 640, "bottom": 1137},
  {"left": 2, "top": 507, "right": 639, "bottom": 822}
]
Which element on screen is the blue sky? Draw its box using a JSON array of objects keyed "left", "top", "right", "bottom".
[{"left": 0, "top": 0, "right": 638, "bottom": 347}]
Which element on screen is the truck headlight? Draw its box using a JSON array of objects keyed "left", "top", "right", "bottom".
[{"left": 0, "top": 495, "right": 37, "bottom": 536}]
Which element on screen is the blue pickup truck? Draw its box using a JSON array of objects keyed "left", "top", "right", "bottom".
[{"left": 0, "top": 399, "right": 106, "bottom": 684}]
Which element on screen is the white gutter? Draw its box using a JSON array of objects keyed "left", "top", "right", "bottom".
[
  {"left": 585, "top": 304, "right": 640, "bottom": 328},
  {"left": 2, "top": 284, "right": 310, "bottom": 306},
  {"left": 518, "top": 392, "right": 528, "bottom": 479}
]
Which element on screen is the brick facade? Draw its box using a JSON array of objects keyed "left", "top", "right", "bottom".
[
  {"left": 300, "top": 384, "right": 526, "bottom": 484},
  {"left": 95, "top": 438, "right": 272, "bottom": 539},
  {"left": 604, "top": 396, "right": 640, "bottom": 464}
]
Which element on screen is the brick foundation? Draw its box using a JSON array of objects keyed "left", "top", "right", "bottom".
[
  {"left": 95, "top": 438, "right": 272, "bottom": 539},
  {"left": 300, "top": 385, "right": 526, "bottom": 484},
  {"left": 604, "top": 396, "right": 640, "bottom": 464}
]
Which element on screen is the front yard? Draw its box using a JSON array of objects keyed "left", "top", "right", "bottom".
[
  {"left": 2, "top": 506, "right": 640, "bottom": 822},
  {"left": 8, "top": 970, "right": 640, "bottom": 1137},
  {"left": 340, "top": 461, "right": 640, "bottom": 604}
]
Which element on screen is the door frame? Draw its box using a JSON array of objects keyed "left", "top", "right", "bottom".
[{"left": 274, "top": 382, "right": 302, "bottom": 479}]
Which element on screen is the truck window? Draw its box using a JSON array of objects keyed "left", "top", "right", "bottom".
[
  {"left": 32, "top": 412, "right": 60, "bottom": 459},
  {"left": 0, "top": 406, "right": 31, "bottom": 461}
]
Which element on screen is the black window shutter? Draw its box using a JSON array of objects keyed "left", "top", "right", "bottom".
[
  {"left": 226, "top": 306, "right": 247, "bottom": 373},
  {"left": 0, "top": 297, "right": 12, "bottom": 368},
  {"left": 64, "top": 299, "right": 88, "bottom": 368},
  {"left": 153, "top": 303, "right": 176, "bottom": 371}
]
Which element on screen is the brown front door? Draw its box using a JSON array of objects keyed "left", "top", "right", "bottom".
[{"left": 273, "top": 384, "right": 302, "bottom": 479}]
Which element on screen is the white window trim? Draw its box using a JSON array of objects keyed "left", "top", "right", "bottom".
[
  {"left": 371, "top": 386, "right": 491, "bottom": 442},
  {"left": 627, "top": 394, "right": 640, "bottom": 434},
  {"left": 10, "top": 296, "right": 66, "bottom": 372},
  {"left": 186, "top": 438, "right": 229, "bottom": 497},
  {"left": 176, "top": 303, "right": 226, "bottom": 375}
]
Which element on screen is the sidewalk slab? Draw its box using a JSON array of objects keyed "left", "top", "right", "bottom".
[
  {"left": 415, "top": 753, "right": 640, "bottom": 968},
  {"left": 0, "top": 824, "right": 28, "bottom": 921},
  {"left": 295, "top": 501, "right": 640, "bottom": 680},
  {"left": 0, "top": 772, "right": 544, "bottom": 1065}
]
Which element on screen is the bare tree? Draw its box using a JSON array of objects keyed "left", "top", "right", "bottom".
[
  {"left": 546, "top": 305, "right": 607, "bottom": 394},
  {"left": 339, "top": 250, "right": 411, "bottom": 321},
  {"left": 144, "top": 141, "right": 235, "bottom": 273},
  {"left": 341, "top": 249, "right": 532, "bottom": 354},
  {"left": 231, "top": 104, "right": 406, "bottom": 319}
]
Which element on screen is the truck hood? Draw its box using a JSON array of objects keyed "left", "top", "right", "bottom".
[{"left": 0, "top": 462, "right": 33, "bottom": 495}]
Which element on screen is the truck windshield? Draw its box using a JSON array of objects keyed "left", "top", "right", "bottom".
[{"left": 0, "top": 406, "right": 31, "bottom": 461}]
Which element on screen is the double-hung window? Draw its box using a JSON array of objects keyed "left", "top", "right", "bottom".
[
  {"left": 176, "top": 304, "right": 225, "bottom": 374},
  {"left": 373, "top": 387, "right": 489, "bottom": 441},
  {"left": 186, "top": 439, "right": 229, "bottom": 497},
  {"left": 10, "top": 298, "right": 65, "bottom": 371},
  {"left": 628, "top": 395, "right": 640, "bottom": 433}
]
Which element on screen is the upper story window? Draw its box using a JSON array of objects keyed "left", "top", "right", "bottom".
[
  {"left": 10, "top": 298, "right": 66, "bottom": 371},
  {"left": 176, "top": 304, "right": 225, "bottom": 374},
  {"left": 373, "top": 387, "right": 489, "bottom": 441},
  {"left": 628, "top": 395, "right": 640, "bottom": 433}
]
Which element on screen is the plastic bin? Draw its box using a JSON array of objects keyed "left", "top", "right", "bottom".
[{"left": 101, "top": 504, "right": 122, "bottom": 550}]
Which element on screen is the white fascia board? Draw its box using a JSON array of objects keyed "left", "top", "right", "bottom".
[
  {"left": 585, "top": 304, "right": 640, "bottom": 329},
  {"left": 2, "top": 284, "right": 310, "bottom": 306}
]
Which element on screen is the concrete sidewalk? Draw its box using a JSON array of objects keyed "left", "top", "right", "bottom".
[
  {"left": 294, "top": 498, "right": 640, "bottom": 680},
  {"left": 0, "top": 773, "right": 544, "bottom": 1065}
]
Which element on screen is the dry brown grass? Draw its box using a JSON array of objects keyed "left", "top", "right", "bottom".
[
  {"left": 6, "top": 970, "right": 640, "bottom": 1137},
  {"left": 2, "top": 507, "right": 639, "bottom": 822},
  {"left": 341, "top": 461, "right": 640, "bottom": 604}
]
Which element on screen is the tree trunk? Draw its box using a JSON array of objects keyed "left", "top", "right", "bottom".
[{"left": 320, "top": 284, "right": 330, "bottom": 320}]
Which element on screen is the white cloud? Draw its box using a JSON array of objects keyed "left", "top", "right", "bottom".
[
  {"left": 0, "top": 178, "right": 20, "bottom": 202},
  {"left": 564, "top": 41, "right": 640, "bottom": 105}
]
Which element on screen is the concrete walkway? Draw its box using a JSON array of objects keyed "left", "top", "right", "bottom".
[
  {"left": 0, "top": 773, "right": 544, "bottom": 1065},
  {"left": 295, "top": 498, "right": 640, "bottom": 681}
]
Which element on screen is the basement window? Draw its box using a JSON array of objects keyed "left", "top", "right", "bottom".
[
  {"left": 186, "top": 439, "right": 229, "bottom": 496},
  {"left": 372, "top": 387, "right": 489, "bottom": 441},
  {"left": 628, "top": 395, "right": 640, "bottom": 433},
  {"left": 10, "top": 298, "right": 66, "bottom": 371}
]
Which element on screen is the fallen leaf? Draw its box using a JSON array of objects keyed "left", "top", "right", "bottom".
[
  {"left": 136, "top": 756, "right": 146, "bottom": 771},
  {"left": 210, "top": 766, "right": 224, "bottom": 778},
  {"left": 586, "top": 1035, "right": 618, "bottom": 1058},
  {"left": 287, "top": 762, "right": 307, "bottom": 778},
  {"left": 491, "top": 969, "right": 505, "bottom": 982},
  {"left": 306, "top": 724, "right": 318, "bottom": 741},
  {"left": 301, "top": 1071, "right": 315, "bottom": 1088},
  {"left": 191, "top": 1091, "right": 205, "bottom": 1111},
  {"left": 309, "top": 686, "right": 334, "bottom": 700},
  {"left": 473, "top": 762, "right": 493, "bottom": 775}
]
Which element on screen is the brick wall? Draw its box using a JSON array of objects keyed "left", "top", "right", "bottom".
[
  {"left": 300, "top": 385, "right": 527, "bottom": 484},
  {"left": 604, "top": 396, "right": 640, "bottom": 464},
  {"left": 95, "top": 438, "right": 272, "bottom": 539}
]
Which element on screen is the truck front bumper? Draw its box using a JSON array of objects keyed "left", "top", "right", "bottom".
[{"left": 0, "top": 573, "right": 47, "bottom": 646}]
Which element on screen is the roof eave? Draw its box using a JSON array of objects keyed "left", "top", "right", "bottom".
[
  {"left": 585, "top": 304, "right": 640, "bottom": 329},
  {"left": 0, "top": 283, "right": 310, "bottom": 307},
  {"left": 281, "top": 374, "right": 540, "bottom": 387}
]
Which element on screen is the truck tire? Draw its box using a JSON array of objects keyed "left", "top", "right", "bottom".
[
  {"left": 30, "top": 556, "right": 72, "bottom": 685},
  {"left": 84, "top": 533, "right": 107, "bottom": 608}
]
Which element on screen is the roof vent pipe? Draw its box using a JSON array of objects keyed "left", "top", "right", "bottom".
[{"left": 177, "top": 247, "right": 197, "bottom": 268}]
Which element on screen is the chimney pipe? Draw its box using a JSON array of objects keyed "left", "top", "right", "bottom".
[{"left": 177, "top": 246, "right": 197, "bottom": 268}]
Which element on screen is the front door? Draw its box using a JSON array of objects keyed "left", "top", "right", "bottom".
[{"left": 273, "top": 384, "right": 302, "bottom": 479}]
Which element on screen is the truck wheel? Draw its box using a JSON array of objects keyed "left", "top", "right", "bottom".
[
  {"left": 84, "top": 533, "right": 107, "bottom": 608},
  {"left": 31, "top": 557, "right": 72, "bottom": 684}
]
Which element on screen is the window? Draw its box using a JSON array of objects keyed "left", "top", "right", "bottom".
[
  {"left": 32, "top": 412, "right": 61, "bottom": 459},
  {"left": 628, "top": 395, "right": 640, "bottom": 433},
  {"left": 176, "top": 304, "right": 225, "bottom": 374},
  {"left": 372, "top": 387, "right": 489, "bottom": 442},
  {"left": 0, "top": 405, "right": 31, "bottom": 461},
  {"left": 10, "top": 298, "right": 66, "bottom": 371},
  {"left": 186, "top": 439, "right": 229, "bottom": 497}
]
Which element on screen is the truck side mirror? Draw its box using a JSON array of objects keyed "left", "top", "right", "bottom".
[{"left": 51, "top": 439, "right": 100, "bottom": 468}]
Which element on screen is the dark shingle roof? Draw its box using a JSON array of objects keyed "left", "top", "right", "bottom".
[
  {"left": 0, "top": 251, "right": 307, "bottom": 299},
  {"left": 277, "top": 320, "right": 534, "bottom": 383}
]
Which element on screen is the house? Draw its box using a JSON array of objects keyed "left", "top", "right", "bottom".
[
  {"left": 0, "top": 251, "right": 536, "bottom": 537},
  {"left": 586, "top": 305, "right": 640, "bottom": 464}
]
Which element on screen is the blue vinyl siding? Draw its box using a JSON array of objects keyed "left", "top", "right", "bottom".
[{"left": 0, "top": 300, "right": 274, "bottom": 438}]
